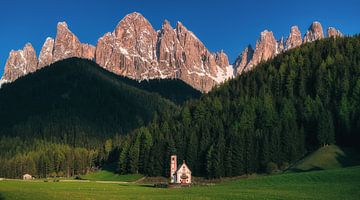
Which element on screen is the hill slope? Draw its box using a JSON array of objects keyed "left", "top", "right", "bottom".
[
  {"left": 118, "top": 78, "right": 201, "bottom": 105},
  {"left": 0, "top": 58, "right": 182, "bottom": 146},
  {"left": 288, "top": 145, "right": 360, "bottom": 172}
]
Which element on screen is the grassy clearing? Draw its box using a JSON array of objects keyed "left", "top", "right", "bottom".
[
  {"left": 81, "top": 171, "right": 142, "bottom": 182},
  {"left": 80, "top": 163, "right": 143, "bottom": 182},
  {"left": 0, "top": 166, "right": 359, "bottom": 200}
]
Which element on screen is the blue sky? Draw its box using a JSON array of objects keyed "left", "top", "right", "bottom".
[{"left": 1, "top": 0, "right": 359, "bottom": 76}]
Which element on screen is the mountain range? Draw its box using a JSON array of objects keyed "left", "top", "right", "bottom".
[{"left": 0, "top": 12, "right": 343, "bottom": 92}]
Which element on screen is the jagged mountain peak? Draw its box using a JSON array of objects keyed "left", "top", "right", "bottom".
[
  {"left": 286, "top": 25, "right": 302, "bottom": 50},
  {"left": 53, "top": 21, "right": 82, "bottom": 62},
  {"left": 2, "top": 42, "right": 38, "bottom": 82},
  {"left": 38, "top": 37, "right": 55, "bottom": 68},
  {"left": 327, "top": 27, "right": 343, "bottom": 38},
  {"left": 57, "top": 21, "right": 68, "bottom": 28},
  {"left": 304, "top": 21, "right": 324, "bottom": 43},
  {"left": 233, "top": 21, "right": 343, "bottom": 76},
  {"left": 161, "top": 19, "right": 173, "bottom": 30}
]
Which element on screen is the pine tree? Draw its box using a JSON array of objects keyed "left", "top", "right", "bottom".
[
  {"left": 118, "top": 140, "right": 129, "bottom": 174},
  {"left": 128, "top": 137, "right": 140, "bottom": 174}
]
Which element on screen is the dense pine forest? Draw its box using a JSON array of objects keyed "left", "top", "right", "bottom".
[
  {"left": 1, "top": 35, "right": 360, "bottom": 179},
  {"left": 0, "top": 58, "right": 199, "bottom": 178},
  {"left": 112, "top": 35, "right": 360, "bottom": 178}
]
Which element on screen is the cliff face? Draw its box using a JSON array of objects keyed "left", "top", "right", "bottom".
[{"left": 2, "top": 43, "right": 38, "bottom": 82}]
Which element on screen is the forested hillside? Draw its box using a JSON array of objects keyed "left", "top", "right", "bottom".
[
  {"left": 113, "top": 35, "right": 360, "bottom": 178},
  {"left": 0, "top": 58, "right": 200, "bottom": 178}
]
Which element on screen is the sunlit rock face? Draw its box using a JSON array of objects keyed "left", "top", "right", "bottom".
[{"left": 2, "top": 43, "right": 38, "bottom": 82}]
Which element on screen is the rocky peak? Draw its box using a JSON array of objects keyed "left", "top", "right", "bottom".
[
  {"left": 234, "top": 45, "right": 254, "bottom": 75},
  {"left": 303, "top": 21, "right": 324, "bottom": 43},
  {"left": 2, "top": 43, "right": 38, "bottom": 82},
  {"left": 246, "top": 30, "right": 278, "bottom": 70},
  {"left": 285, "top": 26, "right": 302, "bottom": 50},
  {"left": 113, "top": 12, "right": 157, "bottom": 58},
  {"left": 38, "top": 37, "right": 55, "bottom": 68},
  {"left": 327, "top": 27, "right": 343, "bottom": 38},
  {"left": 53, "top": 21, "right": 82, "bottom": 62},
  {"left": 233, "top": 30, "right": 279, "bottom": 75},
  {"left": 161, "top": 20, "right": 172, "bottom": 31},
  {"left": 98, "top": 12, "right": 158, "bottom": 79}
]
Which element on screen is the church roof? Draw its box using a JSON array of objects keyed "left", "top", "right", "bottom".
[{"left": 175, "top": 161, "right": 192, "bottom": 173}]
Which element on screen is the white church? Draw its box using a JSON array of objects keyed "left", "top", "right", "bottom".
[{"left": 170, "top": 155, "right": 192, "bottom": 185}]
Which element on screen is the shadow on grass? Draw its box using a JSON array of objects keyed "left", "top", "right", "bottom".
[
  {"left": 116, "top": 184, "right": 132, "bottom": 187},
  {"left": 138, "top": 184, "right": 155, "bottom": 188},
  {"left": 288, "top": 146, "right": 360, "bottom": 173},
  {"left": 335, "top": 147, "right": 360, "bottom": 167},
  {"left": 101, "top": 163, "right": 118, "bottom": 173},
  {"left": 0, "top": 193, "right": 5, "bottom": 200},
  {"left": 288, "top": 166, "right": 324, "bottom": 173}
]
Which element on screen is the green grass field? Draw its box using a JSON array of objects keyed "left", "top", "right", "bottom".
[
  {"left": 81, "top": 171, "right": 142, "bottom": 182},
  {"left": 0, "top": 166, "right": 359, "bottom": 200}
]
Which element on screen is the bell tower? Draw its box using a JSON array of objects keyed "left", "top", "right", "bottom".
[{"left": 170, "top": 155, "right": 177, "bottom": 183}]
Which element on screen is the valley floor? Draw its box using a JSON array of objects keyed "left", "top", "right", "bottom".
[{"left": 0, "top": 166, "right": 359, "bottom": 200}]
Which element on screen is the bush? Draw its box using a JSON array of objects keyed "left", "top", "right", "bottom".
[{"left": 50, "top": 172, "right": 57, "bottom": 178}]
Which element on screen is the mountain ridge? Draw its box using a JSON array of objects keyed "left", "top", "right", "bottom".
[{"left": 0, "top": 12, "right": 344, "bottom": 92}]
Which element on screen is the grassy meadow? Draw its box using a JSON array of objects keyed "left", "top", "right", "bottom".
[
  {"left": 0, "top": 166, "right": 359, "bottom": 200},
  {"left": 81, "top": 171, "right": 143, "bottom": 182}
]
